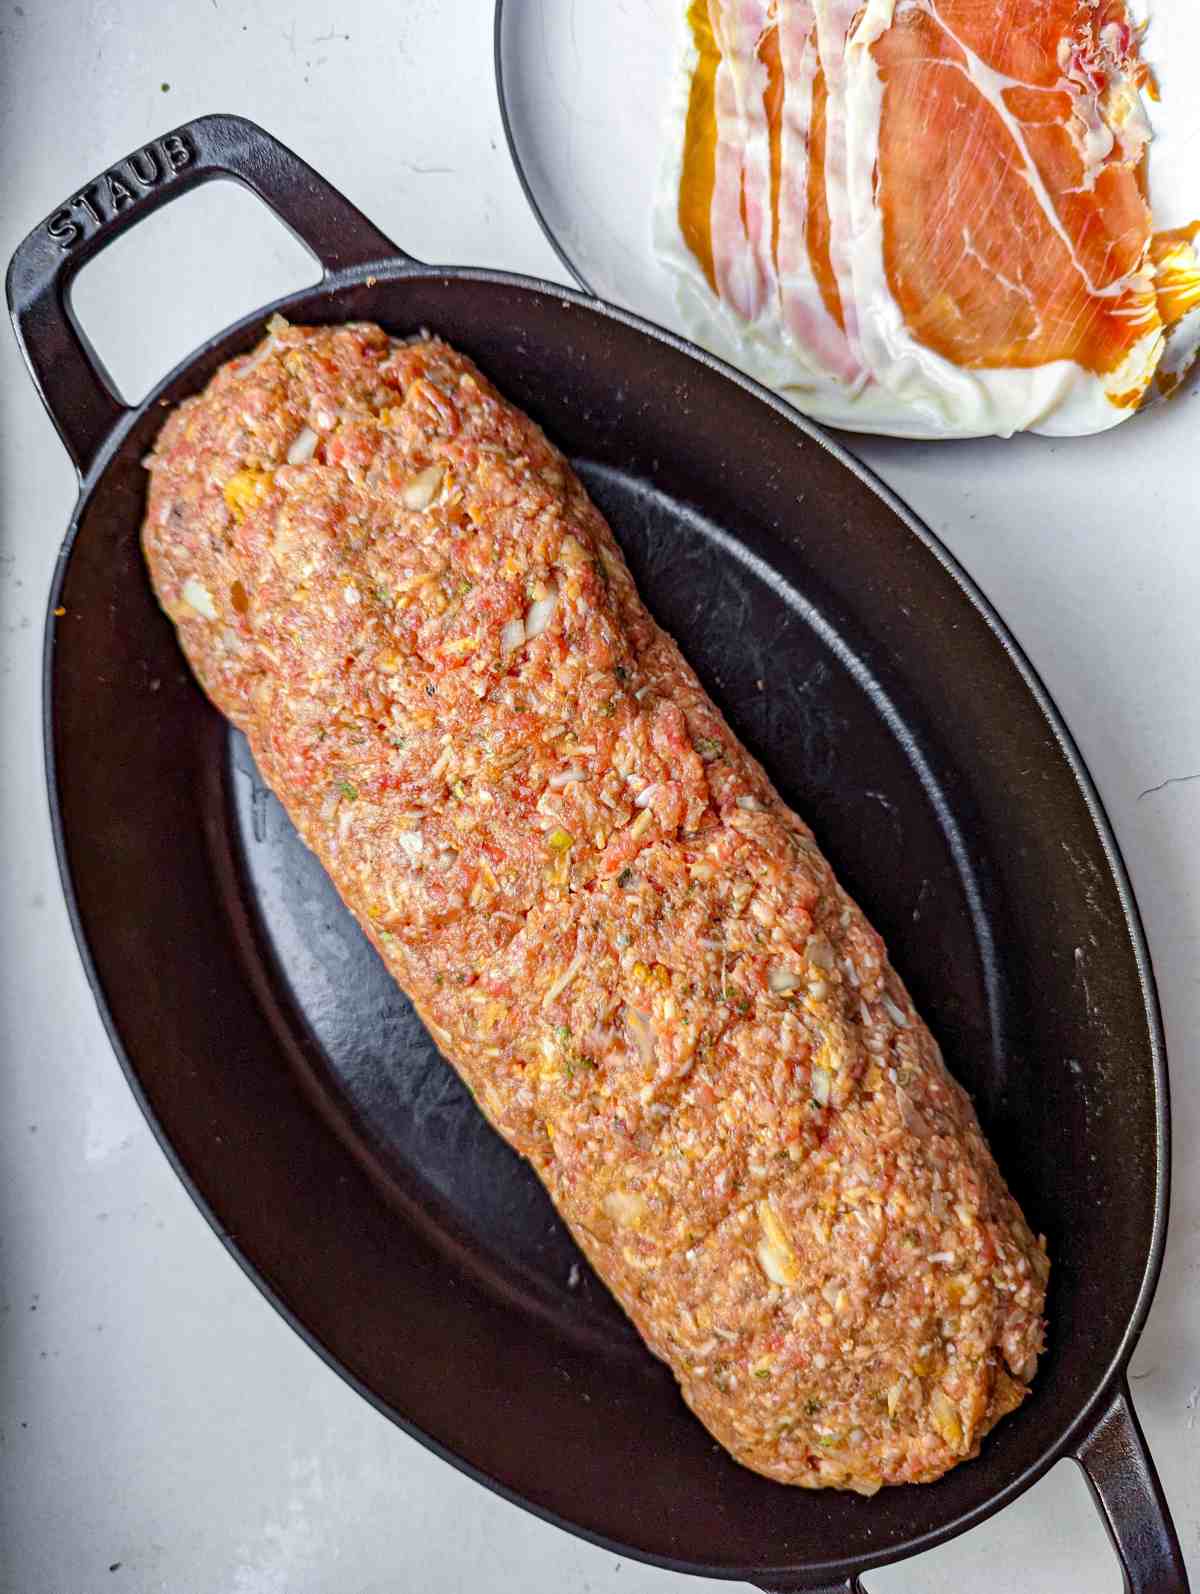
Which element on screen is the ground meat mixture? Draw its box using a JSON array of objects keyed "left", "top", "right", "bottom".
[{"left": 141, "top": 319, "right": 1048, "bottom": 1493}]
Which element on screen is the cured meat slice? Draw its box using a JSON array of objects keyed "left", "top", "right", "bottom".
[
  {"left": 839, "top": 0, "right": 1182, "bottom": 433},
  {"left": 776, "top": 0, "right": 865, "bottom": 384},
  {"left": 1149, "top": 222, "right": 1200, "bottom": 395},
  {"left": 658, "top": 0, "right": 888, "bottom": 416},
  {"left": 710, "top": 0, "right": 778, "bottom": 323},
  {"left": 660, "top": 0, "right": 1199, "bottom": 436}
]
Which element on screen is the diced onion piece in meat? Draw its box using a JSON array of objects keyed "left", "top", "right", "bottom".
[
  {"left": 396, "top": 830, "right": 423, "bottom": 859},
  {"left": 402, "top": 463, "right": 445, "bottom": 510},
  {"left": 628, "top": 808, "right": 654, "bottom": 840},
  {"left": 428, "top": 745, "right": 453, "bottom": 781},
  {"left": 806, "top": 935, "right": 835, "bottom": 971},
  {"left": 604, "top": 1189, "right": 647, "bottom": 1229},
  {"left": 756, "top": 1199, "right": 801, "bottom": 1287},
  {"left": 810, "top": 1065, "right": 832, "bottom": 1106},
  {"left": 625, "top": 1006, "right": 656, "bottom": 1069},
  {"left": 930, "top": 1388, "right": 964, "bottom": 1451},
  {"left": 1011, "top": 1351, "right": 1040, "bottom": 1383},
  {"left": 287, "top": 426, "right": 318, "bottom": 464},
  {"left": 548, "top": 767, "right": 585, "bottom": 789},
  {"left": 849, "top": 1477, "right": 884, "bottom": 1498},
  {"left": 542, "top": 952, "right": 583, "bottom": 1008},
  {"left": 525, "top": 585, "right": 558, "bottom": 639},
  {"left": 500, "top": 616, "right": 526, "bottom": 656},
  {"left": 768, "top": 966, "right": 802, "bottom": 993},
  {"left": 883, "top": 995, "right": 910, "bottom": 1028},
  {"left": 896, "top": 1087, "right": 931, "bottom": 1139},
  {"left": 238, "top": 338, "right": 277, "bottom": 375},
  {"left": 736, "top": 794, "right": 762, "bottom": 811},
  {"left": 634, "top": 783, "right": 658, "bottom": 809},
  {"left": 558, "top": 534, "right": 589, "bottom": 568},
  {"left": 181, "top": 577, "right": 217, "bottom": 620}
]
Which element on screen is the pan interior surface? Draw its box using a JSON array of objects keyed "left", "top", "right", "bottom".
[{"left": 48, "top": 270, "right": 1163, "bottom": 1579}]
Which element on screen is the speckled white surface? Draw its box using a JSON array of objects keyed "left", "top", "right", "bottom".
[{"left": 0, "top": 3, "right": 1196, "bottom": 1592}]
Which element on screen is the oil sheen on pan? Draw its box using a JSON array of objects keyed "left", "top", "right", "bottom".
[{"left": 655, "top": 0, "right": 1200, "bottom": 436}]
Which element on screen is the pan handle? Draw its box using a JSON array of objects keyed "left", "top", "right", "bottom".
[
  {"left": 5, "top": 113, "right": 406, "bottom": 478},
  {"left": 1075, "top": 1380, "right": 1190, "bottom": 1594},
  {"left": 752, "top": 1377, "right": 1190, "bottom": 1594}
]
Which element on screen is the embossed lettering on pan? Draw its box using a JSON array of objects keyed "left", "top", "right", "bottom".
[{"left": 45, "top": 130, "right": 193, "bottom": 249}]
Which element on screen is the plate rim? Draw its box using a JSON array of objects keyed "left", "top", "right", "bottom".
[{"left": 493, "top": 0, "right": 598, "bottom": 298}]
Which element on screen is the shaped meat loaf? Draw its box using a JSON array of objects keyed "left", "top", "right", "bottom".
[{"left": 142, "top": 319, "right": 1048, "bottom": 1492}]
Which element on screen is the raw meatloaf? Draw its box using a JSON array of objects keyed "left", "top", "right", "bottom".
[{"left": 142, "top": 318, "right": 1048, "bottom": 1492}]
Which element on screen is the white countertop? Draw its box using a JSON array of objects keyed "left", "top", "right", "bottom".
[{"left": 1, "top": 3, "right": 1196, "bottom": 1591}]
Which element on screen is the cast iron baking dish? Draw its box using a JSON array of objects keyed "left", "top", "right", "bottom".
[{"left": 6, "top": 117, "right": 1187, "bottom": 1592}]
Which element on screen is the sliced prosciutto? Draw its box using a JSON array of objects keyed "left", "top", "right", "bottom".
[
  {"left": 839, "top": 0, "right": 1189, "bottom": 433},
  {"left": 775, "top": 0, "right": 863, "bottom": 384},
  {"left": 660, "top": 0, "right": 872, "bottom": 407},
  {"left": 709, "top": 0, "right": 778, "bottom": 323},
  {"left": 659, "top": 0, "right": 1199, "bottom": 436}
]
